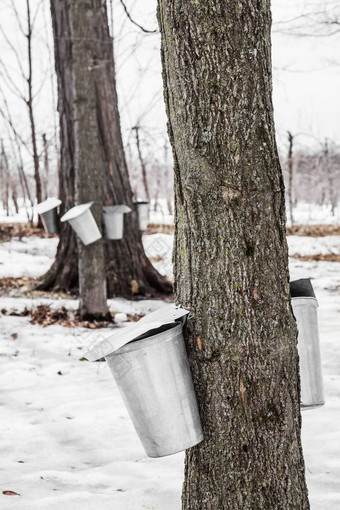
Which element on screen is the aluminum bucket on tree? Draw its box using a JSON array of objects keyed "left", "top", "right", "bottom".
[
  {"left": 85, "top": 306, "right": 203, "bottom": 458},
  {"left": 290, "top": 278, "right": 325, "bottom": 410},
  {"left": 60, "top": 202, "right": 101, "bottom": 246},
  {"left": 134, "top": 201, "right": 149, "bottom": 231},
  {"left": 102, "top": 205, "right": 131, "bottom": 240},
  {"left": 36, "top": 197, "right": 62, "bottom": 234}
]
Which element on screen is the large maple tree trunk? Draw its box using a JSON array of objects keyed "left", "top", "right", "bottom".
[
  {"left": 158, "top": 1, "right": 309, "bottom": 509},
  {"left": 38, "top": 0, "right": 172, "bottom": 299}
]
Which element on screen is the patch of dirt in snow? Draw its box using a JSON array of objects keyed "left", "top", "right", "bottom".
[
  {"left": 291, "top": 253, "right": 340, "bottom": 262},
  {"left": 0, "top": 223, "right": 57, "bottom": 241},
  {"left": 145, "top": 223, "right": 174, "bottom": 235},
  {"left": 286, "top": 224, "right": 340, "bottom": 237},
  {"left": 0, "top": 304, "right": 143, "bottom": 329}
]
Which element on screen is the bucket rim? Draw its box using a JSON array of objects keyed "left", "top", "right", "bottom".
[
  {"left": 291, "top": 296, "right": 318, "bottom": 307},
  {"left": 103, "top": 204, "right": 132, "bottom": 214},
  {"left": 301, "top": 401, "right": 325, "bottom": 410},
  {"left": 60, "top": 201, "right": 94, "bottom": 222},
  {"left": 84, "top": 305, "right": 190, "bottom": 361},
  {"left": 36, "top": 197, "right": 62, "bottom": 214},
  {"left": 107, "top": 322, "right": 182, "bottom": 356}
]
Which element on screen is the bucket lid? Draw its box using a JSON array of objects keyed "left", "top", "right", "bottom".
[
  {"left": 84, "top": 305, "right": 190, "bottom": 362},
  {"left": 36, "top": 197, "right": 62, "bottom": 214},
  {"left": 103, "top": 205, "right": 131, "bottom": 214},
  {"left": 60, "top": 202, "right": 94, "bottom": 222},
  {"left": 290, "top": 278, "right": 316, "bottom": 298}
]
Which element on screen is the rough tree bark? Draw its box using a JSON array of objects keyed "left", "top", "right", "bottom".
[
  {"left": 68, "top": 0, "right": 108, "bottom": 318},
  {"left": 37, "top": 0, "right": 78, "bottom": 293},
  {"left": 39, "top": 0, "right": 171, "bottom": 299},
  {"left": 158, "top": 1, "right": 309, "bottom": 509}
]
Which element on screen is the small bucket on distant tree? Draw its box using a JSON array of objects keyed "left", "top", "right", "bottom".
[
  {"left": 36, "top": 197, "right": 62, "bottom": 234},
  {"left": 134, "top": 201, "right": 149, "bottom": 231},
  {"left": 290, "top": 278, "right": 325, "bottom": 410},
  {"left": 85, "top": 306, "right": 203, "bottom": 458},
  {"left": 102, "top": 205, "right": 131, "bottom": 240},
  {"left": 60, "top": 202, "right": 101, "bottom": 246}
]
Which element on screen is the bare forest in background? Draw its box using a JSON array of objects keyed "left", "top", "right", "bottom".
[
  {"left": 0, "top": 0, "right": 339, "bottom": 222},
  {"left": 2, "top": 137, "right": 339, "bottom": 222}
]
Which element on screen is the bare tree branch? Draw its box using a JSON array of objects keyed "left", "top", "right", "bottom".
[{"left": 118, "top": 0, "right": 158, "bottom": 34}]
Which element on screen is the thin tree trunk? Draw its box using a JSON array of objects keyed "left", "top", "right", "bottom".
[
  {"left": 1, "top": 141, "right": 10, "bottom": 216},
  {"left": 19, "top": 164, "right": 34, "bottom": 222},
  {"left": 42, "top": 133, "right": 50, "bottom": 199},
  {"left": 158, "top": 2, "right": 309, "bottom": 509},
  {"left": 287, "top": 131, "right": 294, "bottom": 225},
  {"left": 133, "top": 125, "right": 150, "bottom": 202},
  {"left": 39, "top": 0, "right": 171, "bottom": 299},
  {"left": 324, "top": 139, "right": 336, "bottom": 216},
  {"left": 12, "top": 179, "right": 19, "bottom": 214},
  {"left": 17, "top": 165, "right": 30, "bottom": 221},
  {"left": 26, "top": 0, "right": 43, "bottom": 217}
]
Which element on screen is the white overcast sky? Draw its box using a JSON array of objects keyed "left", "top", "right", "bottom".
[{"left": 0, "top": 0, "right": 339, "bottom": 175}]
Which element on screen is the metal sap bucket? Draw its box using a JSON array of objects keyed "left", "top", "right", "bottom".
[
  {"left": 85, "top": 306, "right": 203, "bottom": 458},
  {"left": 103, "top": 205, "right": 131, "bottom": 240},
  {"left": 134, "top": 201, "right": 149, "bottom": 231},
  {"left": 60, "top": 202, "right": 101, "bottom": 246},
  {"left": 36, "top": 197, "right": 62, "bottom": 234},
  {"left": 290, "top": 279, "right": 325, "bottom": 410}
]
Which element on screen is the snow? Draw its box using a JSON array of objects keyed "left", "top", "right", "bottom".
[
  {"left": 286, "top": 203, "right": 340, "bottom": 227},
  {"left": 0, "top": 231, "right": 340, "bottom": 508},
  {"left": 0, "top": 237, "right": 59, "bottom": 278}
]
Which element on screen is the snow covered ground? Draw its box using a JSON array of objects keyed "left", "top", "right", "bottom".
[{"left": 0, "top": 233, "right": 340, "bottom": 509}]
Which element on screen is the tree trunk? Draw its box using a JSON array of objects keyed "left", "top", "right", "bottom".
[
  {"left": 1, "top": 141, "right": 10, "bottom": 216},
  {"left": 38, "top": 0, "right": 171, "bottom": 299},
  {"left": 287, "top": 131, "right": 294, "bottom": 226},
  {"left": 68, "top": 0, "right": 108, "bottom": 319},
  {"left": 133, "top": 125, "right": 151, "bottom": 202},
  {"left": 26, "top": 0, "right": 43, "bottom": 219},
  {"left": 158, "top": 2, "right": 309, "bottom": 509},
  {"left": 37, "top": 0, "right": 78, "bottom": 292},
  {"left": 42, "top": 133, "right": 50, "bottom": 199},
  {"left": 323, "top": 139, "right": 336, "bottom": 216}
]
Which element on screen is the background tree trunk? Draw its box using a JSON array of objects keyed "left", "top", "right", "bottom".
[
  {"left": 26, "top": 0, "right": 43, "bottom": 222},
  {"left": 38, "top": 0, "right": 78, "bottom": 293},
  {"left": 158, "top": 1, "right": 309, "bottom": 509},
  {"left": 68, "top": 0, "right": 108, "bottom": 319},
  {"left": 287, "top": 131, "right": 294, "bottom": 225},
  {"left": 38, "top": 0, "right": 171, "bottom": 299},
  {"left": 42, "top": 133, "right": 50, "bottom": 199}
]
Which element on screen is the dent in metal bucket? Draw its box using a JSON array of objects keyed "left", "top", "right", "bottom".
[
  {"left": 102, "top": 205, "right": 131, "bottom": 240},
  {"left": 60, "top": 202, "right": 101, "bottom": 245},
  {"left": 36, "top": 198, "right": 62, "bottom": 234},
  {"left": 105, "top": 322, "right": 203, "bottom": 458},
  {"left": 290, "top": 279, "right": 325, "bottom": 410}
]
